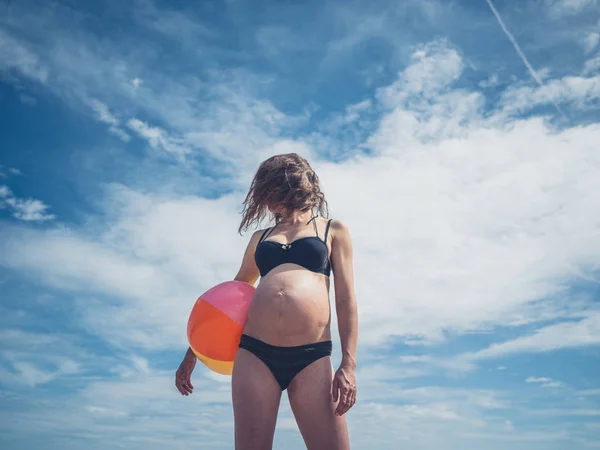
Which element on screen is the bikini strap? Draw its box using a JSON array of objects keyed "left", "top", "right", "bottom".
[
  {"left": 324, "top": 218, "right": 333, "bottom": 244},
  {"left": 308, "top": 214, "right": 319, "bottom": 239},
  {"left": 258, "top": 226, "right": 275, "bottom": 243}
]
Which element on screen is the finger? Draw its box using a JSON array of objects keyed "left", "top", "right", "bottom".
[
  {"left": 346, "top": 390, "right": 356, "bottom": 412},
  {"left": 339, "top": 386, "right": 356, "bottom": 415},
  {"left": 331, "top": 378, "right": 339, "bottom": 403},
  {"left": 337, "top": 396, "right": 349, "bottom": 415},
  {"left": 183, "top": 377, "right": 194, "bottom": 394},
  {"left": 340, "top": 396, "right": 353, "bottom": 415},
  {"left": 175, "top": 379, "right": 187, "bottom": 395},
  {"left": 335, "top": 387, "right": 348, "bottom": 415},
  {"left": 178, "top": 371, "right": 194, "bottom": 395}
]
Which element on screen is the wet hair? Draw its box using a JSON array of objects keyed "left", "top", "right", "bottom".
[{"left": 238, "top": 153, "right": 329, "bottom": 233}]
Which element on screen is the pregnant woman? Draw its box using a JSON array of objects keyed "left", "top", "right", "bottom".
[{"left": 176, "top": 153, "right": 358, "bottom": 450}]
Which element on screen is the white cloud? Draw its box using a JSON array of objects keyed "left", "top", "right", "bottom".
[
  {"left": 584, "top": 55, "right": 600, "bottom": 75},
  {"left": 127, "top": 118, "right": 190, "bottom": 158},
  {"left": 547, "top": 0, "right": 600, "bottom": 16},
  {"left": 0, "top": 29, "right": 49, "bottom": 83},
  {"left": 88, "top": 99, "right": 119, "bottom": 127},
  {"left": 485, "top": 0, "right": 565, "bottom": 118},
  {"left": 0, "top": 329, "right": 83, "bottom": 388},
  {"left": 87, "top": 99, "right": 131, "bottom": 142},
  {"left": 479, "top": 74, "right": 501, "bottom": 89},
  {"left": 500, "top": 74, "right": 600, "bottom": 113},
  {"left": 0, "top": 186, "right": 248, "bottom": 349},
  {"left": 582, "top": 32, "right": 600, "bottom": 54},
  {"left": 345, "top": 99, "right": 373, "bottom": 123},
  {"left": 8, "top": 359, "right": 79, "bottom": 388},
  {"left": 376, "top": 39, "right": 463, "bottom": 108},
  {"left": 541, "top": 381, "right": 564, "bottom": 388},
  {"left": 133, "top": 1, "right": 216, "bottom": 47},
  {"left": 526, "top": 376, "right": 553, "bottom": 383},
  {"left": 0, "top": 367, "right": 239, "bottom": 448},
  {"left": 525, "top": 377, "right": 563, "bottom": 388},
  {"left": 1, "top": 36, "right": 600, "bottom": 354},
  {"left": 468, "top": 312, "right": 600, "bottom": 360},
  {"left": 0, "top": 185, "right": 55, "bottom": 222},
  {"left": 2, "top": 5, "right": 305, "bottom": 173},
  {"left": 131, "top": 77, "right": 143, "bottom": 89}
]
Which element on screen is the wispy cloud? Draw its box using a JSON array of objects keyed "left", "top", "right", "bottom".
[
  {"left": 526, "top": 376, "right": 553, "bottom": 383},
  {"left": 479, "top": 73, "right": 502, "bottom": 89},
  {"left": 546, "top": 0, "right": 600, "bottom": 16},
  {"left": 584, "top": 55, "right": 600, "bottom": 75},
  {"left": 500, "top": 74, "right": 600, "bottom": 113},
  {"left": 526, "top": 377, "right": 564, "bottom": 388},
  {"left": 127, "top": 118, "right": 190, "bottom": 159},
  {"left": 485, "top": 0, "right": 567, "bottom": 118},
  {"left": 582, "top": 32, "right": 600, "bottom": 54},
  {"left": 468, "top": 312, "right": 600, "bottom": 360},
  {"left": 376, "top": 39, "right": 464, "bottom": 108},
  {"left": 0, "top": 28, "right": 49, "bottom": 83},
  {"left": 0, "top": 185, "right": 55, "bottom": 221},
  {"left": 87, "top": 99, "right": 131, "bottom": 142}
]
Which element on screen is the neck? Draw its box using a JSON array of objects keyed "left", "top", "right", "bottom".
[{"left": 277, "top": 209, "right": 313, "bottom": 225}]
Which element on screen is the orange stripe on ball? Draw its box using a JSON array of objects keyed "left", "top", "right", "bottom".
[{"left": 188, "top": 299, "right": 242, "bottom": 362}]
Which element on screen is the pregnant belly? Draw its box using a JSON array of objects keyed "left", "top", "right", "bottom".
[{"left": 244, "top": 266, "right": 332, "bottom": 346}]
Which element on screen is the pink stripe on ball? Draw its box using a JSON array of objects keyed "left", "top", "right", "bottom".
[{"left": 200, "top": 280, "right": 255, "bottom": 327}]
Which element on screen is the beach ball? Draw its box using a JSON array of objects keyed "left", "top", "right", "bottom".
[{"left": 187, "top": 280, "right": 255, "bottom": 375}]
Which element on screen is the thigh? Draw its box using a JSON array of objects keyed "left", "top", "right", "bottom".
[
  {"left": 287, "top": 357, "right": 350, "bottom": 450},
  {"left": 232, "top": 348, "right": 282, "bottom": 450}
]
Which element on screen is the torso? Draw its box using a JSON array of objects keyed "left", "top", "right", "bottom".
[{"left": 244, "top": 217, "right": 333, "bottom": 346}]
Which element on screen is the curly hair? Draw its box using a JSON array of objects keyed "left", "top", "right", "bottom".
[{"left": 238, "top": 153, "right": 329, "bottom": 233}]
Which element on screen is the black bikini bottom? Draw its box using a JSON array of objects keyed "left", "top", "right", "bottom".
[{"left": 238, "top": 334, "right": 332, "bottom": 390}]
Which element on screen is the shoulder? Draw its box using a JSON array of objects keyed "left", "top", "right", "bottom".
[
  {"left": 325, "top": 218, "right": 351, "bottom": 240},
  {"left": 329, "top": 218, "right": 348, "bottom": 231},
  {"left": 248, "top": 227, "right": 270, "bottom": 246}
]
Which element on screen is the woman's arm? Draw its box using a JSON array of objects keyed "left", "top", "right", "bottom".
[
  {"left": 176, "top": 229, "right": 263, "bottom": 395},
  {"left": 330, "top": 219, "right": 358, "bottom": 415},
  {"left": 331, "top": 220, "right": 358, "bottom": 369},
  {"left": 233, "top": 229, "right": 263, "bottom": 286}
]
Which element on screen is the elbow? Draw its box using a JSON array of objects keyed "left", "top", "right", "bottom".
[
  {"left": 336, "top": 296, "right": 358, "bottom": 316},
  {"left": 234, "top": 272, "right": 258, "bottom": 286}
]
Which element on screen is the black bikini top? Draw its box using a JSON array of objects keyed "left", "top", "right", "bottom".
[{"left": 254, "top": 217, "right": 333, "bottom": 277}]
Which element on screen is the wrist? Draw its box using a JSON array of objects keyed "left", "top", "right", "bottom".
[{"left": 340, "top": 357, "right": 356, "bottom": 370}]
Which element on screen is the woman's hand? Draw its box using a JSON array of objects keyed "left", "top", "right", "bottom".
[
  {"left": 175, "top": 347, "right": 197, "bottom": 396},
  {"left": 332, "top": 364, "right": 357, "bottom": 416}
]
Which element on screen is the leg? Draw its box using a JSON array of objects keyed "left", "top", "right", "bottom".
[
  {"left": 287, "top": 357, "right": 350, "bottom": 450},
  {"left": 232, "top": 348, "right": 282, "bottom": 450}
]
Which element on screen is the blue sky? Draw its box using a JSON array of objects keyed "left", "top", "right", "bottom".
[{"left": 1, "top": 0, "right": 600, "bottom": 448}]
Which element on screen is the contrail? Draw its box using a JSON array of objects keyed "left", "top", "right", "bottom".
[{"left": 485, "top": 0, "right": 567, "bottom": 119}]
